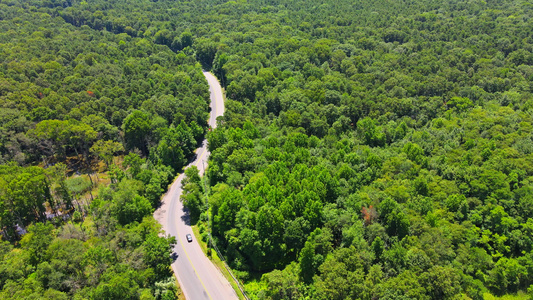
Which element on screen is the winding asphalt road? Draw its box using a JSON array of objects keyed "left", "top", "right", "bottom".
[{"left": 154, "top": 72, "right": 238, "bottom": 300}]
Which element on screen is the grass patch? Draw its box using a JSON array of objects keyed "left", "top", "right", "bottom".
[
  {"left": 65, "top": 176, "right": 92, "bottom": 194},
  {"left": 191, "top": 224, "right": 246, "bottom": 300},
  {"left": 80, "top": 215, "right": 96, "bottom": 235},
  {"left": 243, "top": 279, "right": 267, "bottom": 300},
  {"left": 484, "top": 292, "right": 529, "bottom": 300}
]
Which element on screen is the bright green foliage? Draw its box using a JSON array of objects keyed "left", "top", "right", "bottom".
[
  {"left": 262, "top": 262, "right": 303, "bottom": 300},
  {"left": 123, "top": 110, "right": 151, "bottom": 154},
  {"left": 0, "top": 3, "right": 206, "bottom": 298},
  {"left": 168, "top": 0, "right": 533, "bottom": 297},
  {"left": 0, "top": 165, "right": 52, "bottom": 239},
  {"left": 379, "top": 198, "right": 411, "bottom": 239},
  {"left": 298, "top": 241, "right": 316, "bottom": 285},
  {"left": 157, "top": 122, "right": 198, "bottom": 171},
  {"left": 143, "top": 234, "right": 176, "bottom": 282},
  {"left": 92, "top": 271, "right": 140, "bottom": 300},
  {"left": 30, "top": 119, "right": 97, "bottom": 159},
  {"left": 181, "top": 166, "right": 204, "bottom": 223},
  {"left": 0, "top": 216, "right": 175, "bottom": 299},
  {"left": 19, "top": 223, "right": 55, "bottom": 266},
  {"left": 2, "top": 0, "right": 533, "bottom": 298},
  {"left": 90, "top": 140, "right": 124, "bottom": 168},
  {"left": 0, "top": 4, "right": 209, "bottom": 168}
]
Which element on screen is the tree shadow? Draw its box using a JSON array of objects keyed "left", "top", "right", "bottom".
[
  {"left": 180, "top": 206, "right": 200, "bottom": 226},
  {"left": 180, "top": 206, "right": 191, "bottom": 226},
  {"left": 184, "top": 152, "right": 198, "bottom": 166},
  {"left": 171, "top": 252, "right": 179, "bottom": 263}
]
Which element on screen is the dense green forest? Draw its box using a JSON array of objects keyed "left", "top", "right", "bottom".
[
  {"left": 0, "top": 0, "right": 211, "bottom": 298},
  {"left": 2, "top": 0, "right": 533, "bottom": 299}
]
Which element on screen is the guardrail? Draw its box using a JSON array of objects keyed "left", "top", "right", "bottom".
[{"left": 208, "top": 235, "right": 250, "bottom": 300}]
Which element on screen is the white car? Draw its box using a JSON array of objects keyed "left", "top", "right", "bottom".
[{"left": 186, "top": 234, "right": 193, "bottom": 243}]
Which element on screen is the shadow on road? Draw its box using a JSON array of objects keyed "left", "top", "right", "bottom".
[
  {"left": 185, "top": 152, "right": 198, "bottom": 166},
  {"left": 180, "top": 207, "right": 191, "bottom": 226},
  {"left": 171, "top": 252, "right": 179, "bottom": 262}
]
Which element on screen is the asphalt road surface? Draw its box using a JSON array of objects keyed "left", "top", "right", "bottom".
[{"left": 154, "top": 71, "right": 237, "bottom": 300}]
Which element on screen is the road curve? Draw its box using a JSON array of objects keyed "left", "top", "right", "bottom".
[{"left": 154, "top": 71, "right": 236, "bottom": 300}]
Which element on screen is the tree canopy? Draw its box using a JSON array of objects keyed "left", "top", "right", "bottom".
[{"left": 2, "top": 0, "right": 533, "bottom": 298}]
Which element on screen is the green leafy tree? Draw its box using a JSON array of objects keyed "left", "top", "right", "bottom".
[
  {"left": 90, "top": 140, "right": 124, "bottom": 168},
  {"left": 262, "top": 262, "right": 303, "bottom": 300},
  {"left": 123, "top": 110, "right": 151, "bottom": 154},
  {"left": 19, "top": 223, "right": 54, "bottom": 266},
  {"left": 92, "top": 271, "right": 140, "bottom": 300},
  {"left": 299, "top": 240, "right": 316, "bottom": 284},
  {"left": 143, "top": 233, "right": 176, "bottom": 282}
]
